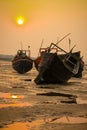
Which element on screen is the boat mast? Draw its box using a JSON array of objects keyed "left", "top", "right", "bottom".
[
  {"left": 56, "top": 33, "right": 71, "bottom": 46},
  {"left": 28, "top": 46, "right": 30, "bottom": 57},
  {"left": 38, "top": 39, "right": 44, "bottom": 57},
  {"left": 48, "top": 33, "right": 71, "bottom": 52},
  {"left": 69, "top": 38, "right": 71, "bottom": 52}
]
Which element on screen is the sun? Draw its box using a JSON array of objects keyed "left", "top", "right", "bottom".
[
  {"left": 16, "top": 16, "right": 24, "bottom": 25},
  {"left": 18, "top": 19, "right": 23, "bottom": 25}
]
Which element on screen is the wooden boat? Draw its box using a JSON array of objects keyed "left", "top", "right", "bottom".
[
  {"left": 34, "top": 48, "right": 84, "bottom": 78},
  {"left": 34, "top": 42, "right": 80, "bottom": 84},
  {"left": 12, "top": 47, "right": 33, "bottom": 74},
  {"left": 34, "top": 36, "right": 84, "bottom": 78}
]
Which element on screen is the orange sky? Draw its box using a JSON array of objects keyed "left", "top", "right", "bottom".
[{"left": 0, "top": 0, "right": 87, "bottom": 60}]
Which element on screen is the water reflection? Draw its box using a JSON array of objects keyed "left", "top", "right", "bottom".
[
  {"left": 0, "top": 122, "right": 29, "bottom": 130},
  {"left": 0, "top": 92, "right": 32, "bottom": 108},
  {"left": 0, "top": 92, "right": 24, "bottom": 99},
  {"left": 0, "top": 120, "right": 44, "bottom": 130},
  {"left": 0, "top": 102, "right": 32, "bottom": 108}
]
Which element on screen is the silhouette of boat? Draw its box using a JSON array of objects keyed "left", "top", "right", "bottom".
[
  {"left": 34, "top": 41, "right": 81, "bottom": 84},
  {"left": 12, "top": 46, "right": 33, "bottom": 74},
  {"left": 34, "top": 35, "right": 84, "bottom": 78},
  {"left": 34, "top": 48, "right": 84, "bottom": 78}
]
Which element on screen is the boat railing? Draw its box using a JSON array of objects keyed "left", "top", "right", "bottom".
[
  {"left": 65, "top": 57, "right": 77, "bottom": 68},
  {"left": 39, "top": 47, "right": 58, "bottom": 54}
]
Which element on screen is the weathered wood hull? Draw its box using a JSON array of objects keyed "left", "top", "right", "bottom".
[
  {"left": 34, "top": 52, "right": 80, "bottom": 84},
  {"left": 34, "top": 51, "right": 84, "bottom": 78}
]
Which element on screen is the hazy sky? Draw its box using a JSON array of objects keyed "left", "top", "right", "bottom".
[{"left": 0, "top": 0, "right": 87, "bottom": 60}]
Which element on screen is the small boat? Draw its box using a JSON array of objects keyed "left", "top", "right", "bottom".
[
  {"left": 34, "top": 42, "right": 80, "bottom": 84},
  {"left": 12, "top": 46, "right": 33, "bottom": 74}
]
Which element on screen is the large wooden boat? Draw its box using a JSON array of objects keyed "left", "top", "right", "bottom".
[
  {"left": 34, "top": 48, "right": 84, "bottom": 78},
  {"left": 34, "top": 42, "right": 80, "bottom": 84},
  {"left": 12, "top": 47, "right": 33, "bottom": 74},
  {"left": 34, "top": 36, "right": 84, "bottom": 78}
]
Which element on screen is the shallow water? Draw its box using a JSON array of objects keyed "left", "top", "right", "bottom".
[
  {"left": 0, "top": 60, "right": 87, "bottom": 129},
  {"left": 0, "top": 60, "right": 87, "bottom": 106}
]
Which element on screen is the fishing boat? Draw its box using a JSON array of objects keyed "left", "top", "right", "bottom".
[
  {"left": 34, "top": 48, "right": 84, "bottom": 77},
  {"left": 34, "top": 36, "right": 84, "bottom": 78},
  {"left": 12, "top": 46, "right": 33, "bottom": 74},
  {"left": 34, "top": 36, "right": 81, "bottom": 84}
]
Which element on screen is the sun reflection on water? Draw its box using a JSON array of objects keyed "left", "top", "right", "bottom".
[
  {"left": 0, "top": 92, "right": 32, "bottom": 108},
  {"left": 0, "top": 92, "right": 24, "bottom": 99},
  {"left": 0, "top": 102, "right": 32, "bottom": 108}
]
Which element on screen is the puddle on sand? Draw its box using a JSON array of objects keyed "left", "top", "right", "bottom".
[
  {"left": 0, "top": 122, "right": 29, "bottom": 130},
  {"left": 0, "top": 92, "right": 24, "bottom": 99},
  {"left": 1, "top": 116, "right": 87, "bottom": 130},
  {"left": 0, "top": 120, "right": 43, "bottom": 130},
  {"left": 0, "top": 92, "right": 33, "bottom": 108},
  {"left": 0, "top": 102, "right": 32, "bottom": 108}
]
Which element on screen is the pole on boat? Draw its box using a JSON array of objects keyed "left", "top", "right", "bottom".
[
  {"left": 69, "top": 44, "right": 76, "bottom": 53},
  {"left": 68, "top": 39, "right": 76, "bottom": 53},
  {"left": 28, "top": 45, "right": 30, "bottom": 57},
  {"left": 48, "top": 33, "right": 71, "bottom": 52},
  {"left": 55, "top": 33, "right": 71, "bottom": 46},
  {"left": 49, "top": 43, "right": 68, "bottom": 54},
  {"left": 69, "top": 38, "right": 71, "bottom": 52},
  {"left": 38, "top": 39, "right": 44, "bottom": 57},
  {"left": 23, "top": 41, "right": 31, "bottom": 57}
]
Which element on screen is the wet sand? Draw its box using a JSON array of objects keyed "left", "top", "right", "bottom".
[{"left": 0, "top": 60, "right": 87, "bottom": 130}]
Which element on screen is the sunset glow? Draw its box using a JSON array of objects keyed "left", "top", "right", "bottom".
[
  {"left": 16, "top": 16, "right": 24, "bottom": 25},
  {"left": 0, "top": 0, "right": 87, "bottom": 60}
]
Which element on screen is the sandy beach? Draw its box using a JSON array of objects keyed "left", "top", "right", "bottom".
[{"left": 0, "top": 60, "right": 87, "bottom": 130}]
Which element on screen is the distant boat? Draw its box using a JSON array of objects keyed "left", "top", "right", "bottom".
[
  {"left": 34, "top": 41, "right": 81, "bottom": 84},
  {"left": 12, "top": 46, "right": 33, "bottom": 74}
]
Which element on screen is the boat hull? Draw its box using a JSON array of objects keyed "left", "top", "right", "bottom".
[
  {"left": 12, "top": 57, "right": 33, "bottom": 74},
  {"left": 34, "top": 51, "right": 84, "bottom": 78},
  {"left": 34, "top": 52, "right": 80, "bottom": 84}
]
